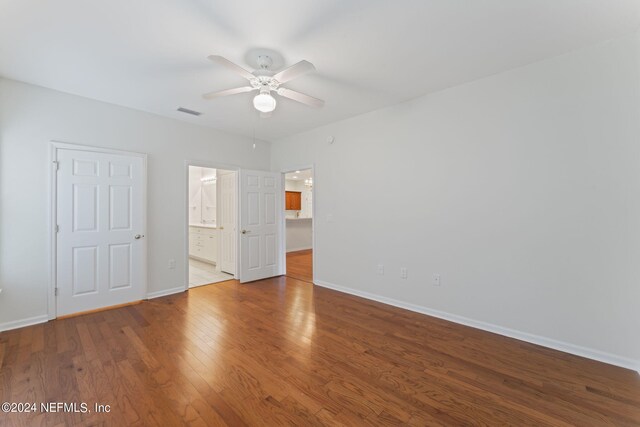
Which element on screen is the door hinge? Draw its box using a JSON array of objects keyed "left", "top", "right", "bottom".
[
  {"left": 52, "top": 160, "right": 59, "bottom": 171},
  {"left": 55, "top": 225, "right": 60, "bottom": 233},
  {"left": 54, "top": 288, "right": 59, "bottom": 296}
]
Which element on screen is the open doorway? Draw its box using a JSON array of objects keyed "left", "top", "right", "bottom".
[
  {"left": 187, "top": 165, "right": 237, "bottom": 287},
  {"left": 284, "top": 168, "right": 313, "bottom": 282}
]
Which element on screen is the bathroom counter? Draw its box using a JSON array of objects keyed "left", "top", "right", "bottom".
[{"left": 189, "top": 223, "right": 217, "bottom": 229}]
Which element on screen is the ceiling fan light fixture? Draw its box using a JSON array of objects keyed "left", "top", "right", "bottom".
[
  {"left": 253, "top": 92, "right": 277, "bottom": 113},
  {"left": 204, "top": 55, "right": 324, "bottom": 111}
]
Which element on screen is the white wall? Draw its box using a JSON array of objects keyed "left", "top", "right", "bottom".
[
  {"left": 188, "top": 166, "right": 203, "bottom": 224},
  {"left": 271, "top": 32, "right": 640, "bottom": 369},
  {"left": 285, "top": 219, "right": 313, "bottom": 253},
  {"left": 0, "top": 78, "right": 270, "bottom": 328},
  {"left": 285, "top": 179, "right": 304, "bottom": 192}
]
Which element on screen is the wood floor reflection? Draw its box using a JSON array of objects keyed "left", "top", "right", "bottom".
[
  {"left": 1, "top": 276, "right": 639, "bottom": 426},
  {"left": 286, "top": 249, "right": 313, "bottom": 283}
]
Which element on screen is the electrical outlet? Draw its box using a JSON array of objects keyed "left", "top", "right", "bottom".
[
  {"left": 400, "top": 267, "right": 408, "bottom": 279},
  {"left": 377, "top": 264, "right": 384, "bottom": 275},
  {"left": 168, "top": 259, "right": 176, "bottom": 269},
  {"left": 433, "top": 273, "right": 441, "bottom": 286}
]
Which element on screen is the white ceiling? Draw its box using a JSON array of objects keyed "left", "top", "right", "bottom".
[
  {"left": 1, "top": 0, "right": 639, "bottom": 142},
  {"left": 286, "top": 169, "right": 313, "bottom": 181}
]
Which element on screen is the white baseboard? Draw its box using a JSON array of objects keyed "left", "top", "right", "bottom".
[
  {"left": 314, "top": 280, "right": 640, "bottom": 373},
  {"left": 189, "top": 254, "right": 216, "bottom": 265},
  {"left": 0, "top": 314, "right": 49, "bottom": 332},
  {"left": 146, "top": 286, "right": 186, "bottom": 300},
  {"left": 286, "top": 246, "right": 312, "bottom": 253}
]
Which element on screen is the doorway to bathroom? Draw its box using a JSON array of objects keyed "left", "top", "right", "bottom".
[{"left": 187, "top": 165, "right": 237, "bottom": 287}]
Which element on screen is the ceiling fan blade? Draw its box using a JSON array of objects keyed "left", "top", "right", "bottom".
[
  {"left": 277, "top": 87, "right": 325, "bottom": 108},
  {"left": 207, "top": 55, "right": 255, "bottom": 81},
  {"left": 202, "top": 86, "right": 256, "bottom": 100},
  {"left": 272, "top": 60, "right": 315, "bottom": 84},
  {"left": 260, "top": 111, "right": 272, "bottom": 119}
]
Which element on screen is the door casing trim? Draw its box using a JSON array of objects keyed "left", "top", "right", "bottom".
[{"left": 49, "top": 141, "right": 148, "bottom": 320}]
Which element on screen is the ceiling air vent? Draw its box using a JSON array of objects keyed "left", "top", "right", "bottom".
[{"left": 177, "top": 107, "right": 202, "bottom": 116}]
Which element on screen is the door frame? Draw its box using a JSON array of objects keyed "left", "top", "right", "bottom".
[
  {"left": 280, "top": 164, "right": 316, "bottom": 283},
  {"left": 49, "top": 141, "right": 148, "bottom": 320},
  {"left": 183, "top": 160, "right": 240, "bottom": 290}
]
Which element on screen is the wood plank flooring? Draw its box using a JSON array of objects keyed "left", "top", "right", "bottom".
[
  {"left": 286, "top": 249, "right": 313, "bottom": 283},
  {"left": 1, "top": 276, "right": 639, "bottom": 426}
]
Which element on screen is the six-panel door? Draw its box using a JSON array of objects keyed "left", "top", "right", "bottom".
[
  {"left": 239, "top": 170, "right": 281, "bottom": 283},
  {"left": 56, "top": 148, "right": 145, "bottom": 317}
]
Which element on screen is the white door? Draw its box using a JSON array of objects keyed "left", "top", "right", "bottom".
[
  {"left": 56, "top": 147, "right": 146, "bottom": 317},
  {"left": 219, "top": 171, "right": 236, "bottom": 274},
  {"left": 239, "top": 169, "right": 281, "bottom": 283}
]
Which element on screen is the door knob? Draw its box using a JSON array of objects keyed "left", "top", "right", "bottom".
[
  {"left": 134, "top": 234, "right": 144, "bottom": 239},
  {"left": 241, "top": 230, "right": 251, "bottom": 234},
  {"left": 219, "top": 226, "right": 224, "bottom": 230}
]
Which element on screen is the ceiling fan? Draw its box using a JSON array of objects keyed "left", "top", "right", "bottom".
[{"left": 202, "top": 55, "right": 324, "bottom": 116}]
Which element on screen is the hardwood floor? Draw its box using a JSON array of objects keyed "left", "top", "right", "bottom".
[
  {"left": 286, "top": 249, "right": 313, "bottom": 282},
  {"left": 1, "top": 276, "right": 639, "bottom": 426}
]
